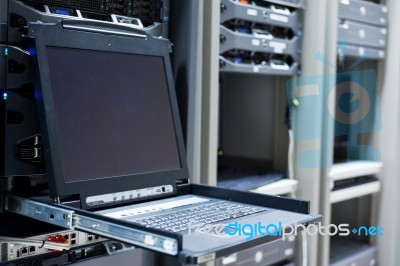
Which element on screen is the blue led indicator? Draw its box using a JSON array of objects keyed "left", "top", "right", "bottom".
[
  {"left": 3, "top": 92, "right": 7, "bottom": 100},
  {"left": 55, "top": 9, "right": 71, "bottom": 15},
  {"left": 29, "top": 47, "right": 37, "bottom": 57},
  {"left": 4, "top": 48, "right": 8, "bottom": 56}
]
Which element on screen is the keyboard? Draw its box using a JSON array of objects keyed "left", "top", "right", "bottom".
[{"left": 132, "top": 201, "right": 266, "bottom": 233}]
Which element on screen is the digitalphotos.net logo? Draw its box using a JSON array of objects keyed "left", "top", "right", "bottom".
[
  {"left": 286, "top": 48, "right": 382, "bottom": 168},
  {"left": 187, "top": 219, "right": 384, "bottom": 241}
]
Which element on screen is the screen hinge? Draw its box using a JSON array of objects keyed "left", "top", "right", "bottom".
[
  {"left": 53, "top": 195, "right": 82, "bottom": 209},
  {"left": 176, "top": 179, "right": 190, "bottom": 187}
]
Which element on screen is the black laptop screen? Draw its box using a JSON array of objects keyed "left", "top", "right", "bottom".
[{"left": 46, "top": 46, "right": 181, "bottom": 183}]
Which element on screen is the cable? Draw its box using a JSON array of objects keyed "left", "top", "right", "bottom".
[
  {"left": 0, "top": 237, "right": 70, "bottom": 251},
  {"left": 288, "top": 129, "right": 295, "bottom": 180},
  {"left": 285, "top": 104, "right": 295, "bottom": 181},
  {"left": 287, "top": 106, "right": 296, "bottom": 198},
  {"left": 301, "top": 229, "right": 308, "bottom": 266}
]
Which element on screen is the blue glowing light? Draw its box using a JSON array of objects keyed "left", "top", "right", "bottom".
[{"left": 29, "top": 47, "right": 37, "bottom": 57}]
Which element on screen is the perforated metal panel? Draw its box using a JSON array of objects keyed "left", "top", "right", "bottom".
[
  {"left": 330, "top": 245, "right": 377, "bottom": 266},
  {"left": 215, "top": 238, "right": 295, "bottom": 266},
  {"left": 338, "top": 44, "right": 385, "bottom": 59},
  {"left": 338, "top": 0, "right": 387, "bottom": 27},
  {"left": 219, "top": 25, "right": 300, "bottom": 60},
  {"left": 71, "top": 0, "right": 101, "bottom": 11},
  {"left": 21, "top": 0, "right": 163, "bottom": 24},
  {"left": 220, "top": 0, "right": 301, "bottom": 32},
  {"left": 219, "top": 55, "right": 298, "bottom": 76},
  {"left": 338, "top": 20, "right": 387, "bottom": 49}
]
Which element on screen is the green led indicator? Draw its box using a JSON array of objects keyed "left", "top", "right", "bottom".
[
  {"left": 4, "top": 48, "right": 8, "bottom": 56},
  {"left": 3, "top": 93, "right": 7, "bottom": 101},
  {"left": 84, "top": 249, "right": 88, "bottom": 256}
]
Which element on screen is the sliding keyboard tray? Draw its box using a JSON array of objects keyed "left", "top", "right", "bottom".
[{"left": 3, "top": 184, "right": 321, "bottom": 264}]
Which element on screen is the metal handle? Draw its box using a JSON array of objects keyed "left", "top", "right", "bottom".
[
  {"left": 271, "top": 5, "right": 290, "bottom": 15},
  {"left": 270, "top": 60, "right": 290, "bottom": 70},
  {"left": 62, "top": 19, "right": 147, "bottom": 39},
  {"left": 73, "top": 214, "right": 180, "bottom": 256}
]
